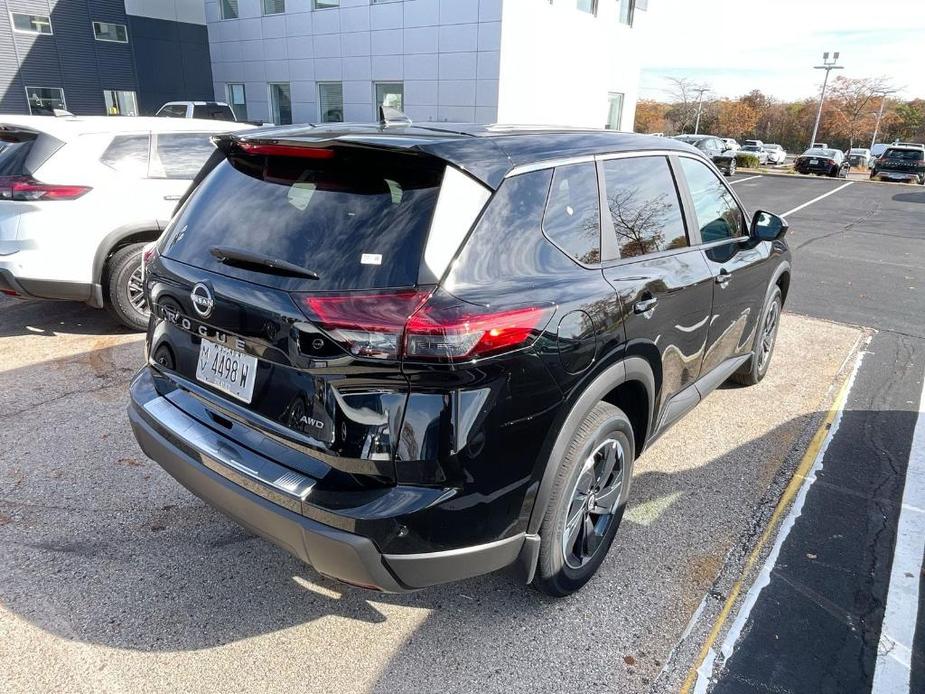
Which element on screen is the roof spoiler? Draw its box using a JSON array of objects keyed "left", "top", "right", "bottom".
[{"left": 379, "top": 105, "right": 411, "bottom": 128}]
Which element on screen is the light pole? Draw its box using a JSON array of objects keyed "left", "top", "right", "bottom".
[
  {"left": 870, "top": 87, "right": 899, "bottom": 149},
  {"left": 693, "top": 87, "right": 710, "bottom": 135},
  {"left": 808, "top": 51, "right": 843, "bottom": 149}
]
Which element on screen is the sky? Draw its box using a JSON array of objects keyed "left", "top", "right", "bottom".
[{"left": 639, "top": 0, "right": 925, "bottom": 103}]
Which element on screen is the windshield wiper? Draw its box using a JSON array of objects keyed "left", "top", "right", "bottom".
[{"left": 209, "top": 246, "right": 320, "bottom": 280}]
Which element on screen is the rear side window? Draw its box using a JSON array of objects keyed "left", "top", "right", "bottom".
[
  {"left": 157, "top": 104, "right": 187, "bottom": 118},
  {"left": 100, "top": 134, "right": 150, "bottom": 176},
  {"left": 602, "top": 156, "right": 687, "bottom": 258},
  {"left": 679, "top": 158, "right": 745, "bottom": 243},
  {"left": 152, "top": 133, "right": 215, "bottom": 179},
  {"left": 542, "top": 163, "right": 601, "bottom": 265},
  {"left": 161, "top": 148, "right": 445, "bottom": 291},
  {"left": 193, "top": 104, "right": 235, "bottom": 121},
  {"left": 0, "top": 140, "right": 34, "bottom": 176}
]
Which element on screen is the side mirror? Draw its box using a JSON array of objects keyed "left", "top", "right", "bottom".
[{"left": 750, "top": 210, "right": 788, "bottom": 242}]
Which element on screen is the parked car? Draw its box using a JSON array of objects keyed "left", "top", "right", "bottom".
[
  {"left": 156, "top": 101, "right": 237, "bottom": 121},
  {"left": 847, "top": 148, "right": 871, "bottom": 168},
  {"left": 740, "top": 144, "right": 769, "bottom": 165},
  {"left": 744, "top": 139, "right": 764, "bottom": 148},
  {"left": 128, "top": 123, "right": 792, "bottom": 597},
  {"left": 721, "top": 138, "right": 740, "bottom": 152},
  {"left": 811, "top": 142, "right": 828, "bottom": 149},
  {"left": 793, "top": 147, "right": 850, "bottom": 177},
  {"left": 870, "top": 146, "right": 925, "bottom": 184},
  {"left": 673, "top": 134, "right": 738, "bottom": 175},
  {"left": 762, "top": 144, "right": 787, "bottom": 165},
  {"left": 0, "top": 116, "right": 254, "bottom": 329}
]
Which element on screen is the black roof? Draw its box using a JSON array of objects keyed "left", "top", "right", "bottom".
[{"left": 233, "top": 123, "right": 694, "bottom": 189}]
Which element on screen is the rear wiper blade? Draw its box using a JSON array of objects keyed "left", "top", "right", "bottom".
[{"left": 210, "top": 246, "right": 319, "bottom": 280}]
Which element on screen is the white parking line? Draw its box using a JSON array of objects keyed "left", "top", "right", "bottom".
[
  {"left": 729, "top": 175, "right": 762, "bottom": 185},
  {"left": 781, "top": 181, "right": 854, "bottom": 217},
  {"left": 872, "top": 366, "right": 925, "bottom": 693}
]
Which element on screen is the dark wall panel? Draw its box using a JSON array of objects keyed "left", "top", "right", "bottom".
[{"left": 129, "top": 16, "right": 214, "bottom": 115}]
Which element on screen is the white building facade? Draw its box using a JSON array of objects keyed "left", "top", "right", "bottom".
[{"left": 205, "top": 0, "right": 648, "bottom": 129}]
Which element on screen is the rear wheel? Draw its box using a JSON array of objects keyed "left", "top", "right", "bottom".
[
  {"left": 104, "top": 243, "right": 149, "bottom": 331},
  {"left": 731, "top": 286, "right": 782, "bottom": 386},
  {"left": 726, "top": 159, "right": 736, "bottom": 176},
  {"left": 533, "top": 402, "right": 635, "bottom": 597}
]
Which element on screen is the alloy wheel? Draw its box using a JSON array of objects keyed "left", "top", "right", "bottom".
[
  {"left": 757, "top": 299, "right": 780, "bottom": 370},
  {"left": 561, "top": 438, "right": 626, "bottom": 569},
  {"left": 127, "top": 265, "right": 147, "bottom": 314}
]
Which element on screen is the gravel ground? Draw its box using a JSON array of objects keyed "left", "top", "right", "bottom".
[{"left": 0, "top": 295, "right": 863, "bottom": 693}]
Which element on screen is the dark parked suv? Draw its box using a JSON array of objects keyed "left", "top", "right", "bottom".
[{"left": 128, "top": 124, "right": 791, "bottom": 597}]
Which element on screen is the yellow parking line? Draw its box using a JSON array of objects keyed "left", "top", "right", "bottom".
[{"left": 679, "top": 371, "right": 856, "bottom": 693}]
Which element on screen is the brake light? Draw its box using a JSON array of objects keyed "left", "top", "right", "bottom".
[
  {"left": 141, "top": 242, "right": 158, "bottom": 281},
  {"left": 295, "top": 290, "right": 553, "bottom": 362},
  {"left": 405, "top": 303, "right": 553, "bottom": 362},
  {"left": 237, "top": 142, "right": 335, "bottom": 159},
  {"left": 0, "top": 176, "right": 91, "bottom": 201}
]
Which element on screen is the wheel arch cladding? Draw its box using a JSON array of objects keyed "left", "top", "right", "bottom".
[
  {"left": 526, "top": 356, "right": 655, "bottom": 535},
  {"left": 94, "top": 223, "right": 166, "bottom": 283}
]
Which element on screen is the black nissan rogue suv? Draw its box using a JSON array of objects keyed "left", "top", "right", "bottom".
[{"left": 128, "top": 123, "right": 791, "bottom": 597}]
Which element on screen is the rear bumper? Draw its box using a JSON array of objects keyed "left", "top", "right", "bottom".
[
  {"left": 874, "top": 170, "right": 920, "bottom": 181},
  {"left": 128, "top": 367, "right": 527, "bottom": 592}
]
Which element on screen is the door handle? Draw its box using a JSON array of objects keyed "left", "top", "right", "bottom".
[
  {"left": 163, "top": 194, "right": 182, "bottom": 201},
  {"left": 716, "top": 269, "right": 732, "bottom": 286},
  {"left": 634, "top": 296, "right": 658, "bottom": 314}
]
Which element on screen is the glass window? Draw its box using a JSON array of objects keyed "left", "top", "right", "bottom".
[
  {"left": 543, "top": 163, "right": 601, "bottom": 265},
  {"left": 220, "top": 0, "right": 239, "bottom": 19},
  {"left": 100, "top": 135, "right": 150, "bottom": 176},
  {"left": 318, "top": 82, "right": 343, "bottom": 123},
  {"left": 577, "top": 0, "right": 598, "bottom": 15},
  {"left": 152, "top": 133, "right": 216, "bottom": 179},
  {"left": 93, "top": 21, "right": 128, "bottom": 43},
  {"left": 619, "top": 0, "right": 636, "bottom": 26},
  {"left": 374, "top": 82, "right": 404, "bottom": 114},
  {"left": 25, "top": 87, "right": 65, "bottom": 115},
  {"left": 193, "top": 103, "right": 236, "bottom": 120},
  {"left": 157, "top": 104, "right": 188, "bottom": 118},
  {"left": 269, "top": 83, "right": 292, "bottom": 125},
  {"left": 262, "top": 0, "right": 285, "bottom": 14},
  {"left": 227, "top": 84, "right": 247, "bottom": 121},
  {"left": 161, "top": 149, "right": 446, "bottom": 292},
  {"left": 103, "top": 90, "right": 138, "bottom": 116},
  {"left": 11, "top": 13, "right": 52, "bottom": 34},
  {"left": 602, "top": 157, "right": 687, "bottom": 258},
  {"left": 313, "top": 0, "right": 339, "bottom": 8},
  {"left": 605, "top": 92, "right": 624, "bottom": 130},
  {"left": 679, "top": 158, "right": 745, "bottom": 243}
]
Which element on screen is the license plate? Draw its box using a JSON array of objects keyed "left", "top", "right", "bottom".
[
  {"left": 196, "top": 340, "right": 258, "bottom": 404},
  {"left": 810, "top": 158, "right": 818, "bottom": 164}
]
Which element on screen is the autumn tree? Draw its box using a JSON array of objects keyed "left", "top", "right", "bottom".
[
  {"left": 634, "top": 99, "right": 670, "bottom": 133},
  {"left": 713, "top": 100, "right": 759, "bottom": 140},
  {"left": 827, "top": 76, "right": 893, "bottom": 148}
]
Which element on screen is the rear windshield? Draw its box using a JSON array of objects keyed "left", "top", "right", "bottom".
[
  {"left": 883, "top": 148, "right": 924, "bottom": 161},
  {"left": 161, "top": 147, "right": 445, "bottom": 291},
  {"left": 193, "top": 104, "right": 235, "bottom": 121}
]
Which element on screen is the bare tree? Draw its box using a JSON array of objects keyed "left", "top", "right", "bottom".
[{"left": 663, "top": 77, "right": 710, "bottom": 134}]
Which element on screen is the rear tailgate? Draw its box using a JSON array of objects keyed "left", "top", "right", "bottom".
[{"left": 148, "top": 143, "right": 454, "bottom": 484}]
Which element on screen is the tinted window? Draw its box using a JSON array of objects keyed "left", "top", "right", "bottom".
[
  {"left": 884, "top": 148, "right": 924, "bottom": 161},
  {"left": 153, "top": 133, "right": 215, "bottom": 179},
  {"left": 193, "top": 104, "right": 236, "bottom": 120},
  {"left": 0, "top": 140, "right": 34, "bottom": 176},
  {"left": 679, "top": 158, "right": 744, "bottom": 243},
  {"left": 100, "top": 134, "right": 149, "bottom": 176},
  {"left": 543, "top": 163, "right": 601, "bottom": 265},
  {"left": 602, "top": 157, "right": 687, "bottom": 258},
  {"left": 161, "top": 149, "right": 445, "bottom": 291},
  {"left": 157, "top": 104, "right": 187, "bottom": 118}
]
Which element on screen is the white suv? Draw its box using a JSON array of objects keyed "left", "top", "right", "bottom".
[{"left": 0, "top": 116, "right": 254, "bottom": 329}]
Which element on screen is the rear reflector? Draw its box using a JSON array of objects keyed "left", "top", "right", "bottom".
[
  {"left": 237, "top": 142, "right": 336, "bottom": 159},
  {"left": 0, "top": 176, "right": 91, "bottom": 201},
  {"left": 295, "top": 289, "right": 553, "bottom": 363}
]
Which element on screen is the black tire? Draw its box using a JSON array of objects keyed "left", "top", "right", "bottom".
[
  {"left": 726, "top": 159, "right": 736, "bottom": 176},
  {"left": 730, "top": 286, "right": 782, "bottom": 386},
  {"left": 533, "top": 402, "right": 635, "bottom": 597},
  {"left": 104, "top": 243, "right": 149, "bottom": 331}
]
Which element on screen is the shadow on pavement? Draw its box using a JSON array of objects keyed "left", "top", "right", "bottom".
[{"left": 0, "top": 296, "right": 133, "bottom": 338}]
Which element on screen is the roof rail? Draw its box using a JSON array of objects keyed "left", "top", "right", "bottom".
[{"left": 379, "top": 105, "right": 411, "bottom": 128}]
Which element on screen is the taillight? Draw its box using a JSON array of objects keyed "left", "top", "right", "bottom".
[
  {"left": 294, "top": 289, "right": 554, "bottom": 363},
  {"left": 300, "top": 290, "right": 431, "bottom": 360},
  {"left": 0, "top": 176, "right": 91, "bottom": 201},
  {"left": 141, "top": 242, "right": 158, "bottom": 281},
  {"left": 405, "top": 300, "right": 554, "bottom": 362}
]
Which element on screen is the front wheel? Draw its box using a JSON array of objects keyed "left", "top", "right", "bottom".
[
  {"left": 731, "top": 286, "right": 782, "bottom": 386},
  {"left": 726, "top": 159, "right": 736, "bottom": 176},
  {"left": 533, "top": 402, "right": 635, "bottom": 597},
  {"left": 104, "top": 243, "right": 150, "bottom": 331}
]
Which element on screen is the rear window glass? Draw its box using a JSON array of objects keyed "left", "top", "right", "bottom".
[
  {"left": 0, "top": 140, "right": 34, "bottom": 176},
  {"left": 161, "top": 148, "right": 445, "bottom": 291},
  {"left": 100, "top": 134, "right": 149, "bottom": 176},
  {"left": 543, "top": 163, "right": 601, "bottom": 265},
  {"left": 193, "top": 104, "right": 235, "bottom": 121},
  {"left": 883, "top": 148, "right": 924, "bottom": 161},
  {"left": 153, "top": 133, "right": 215, "bottom": 179}
]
